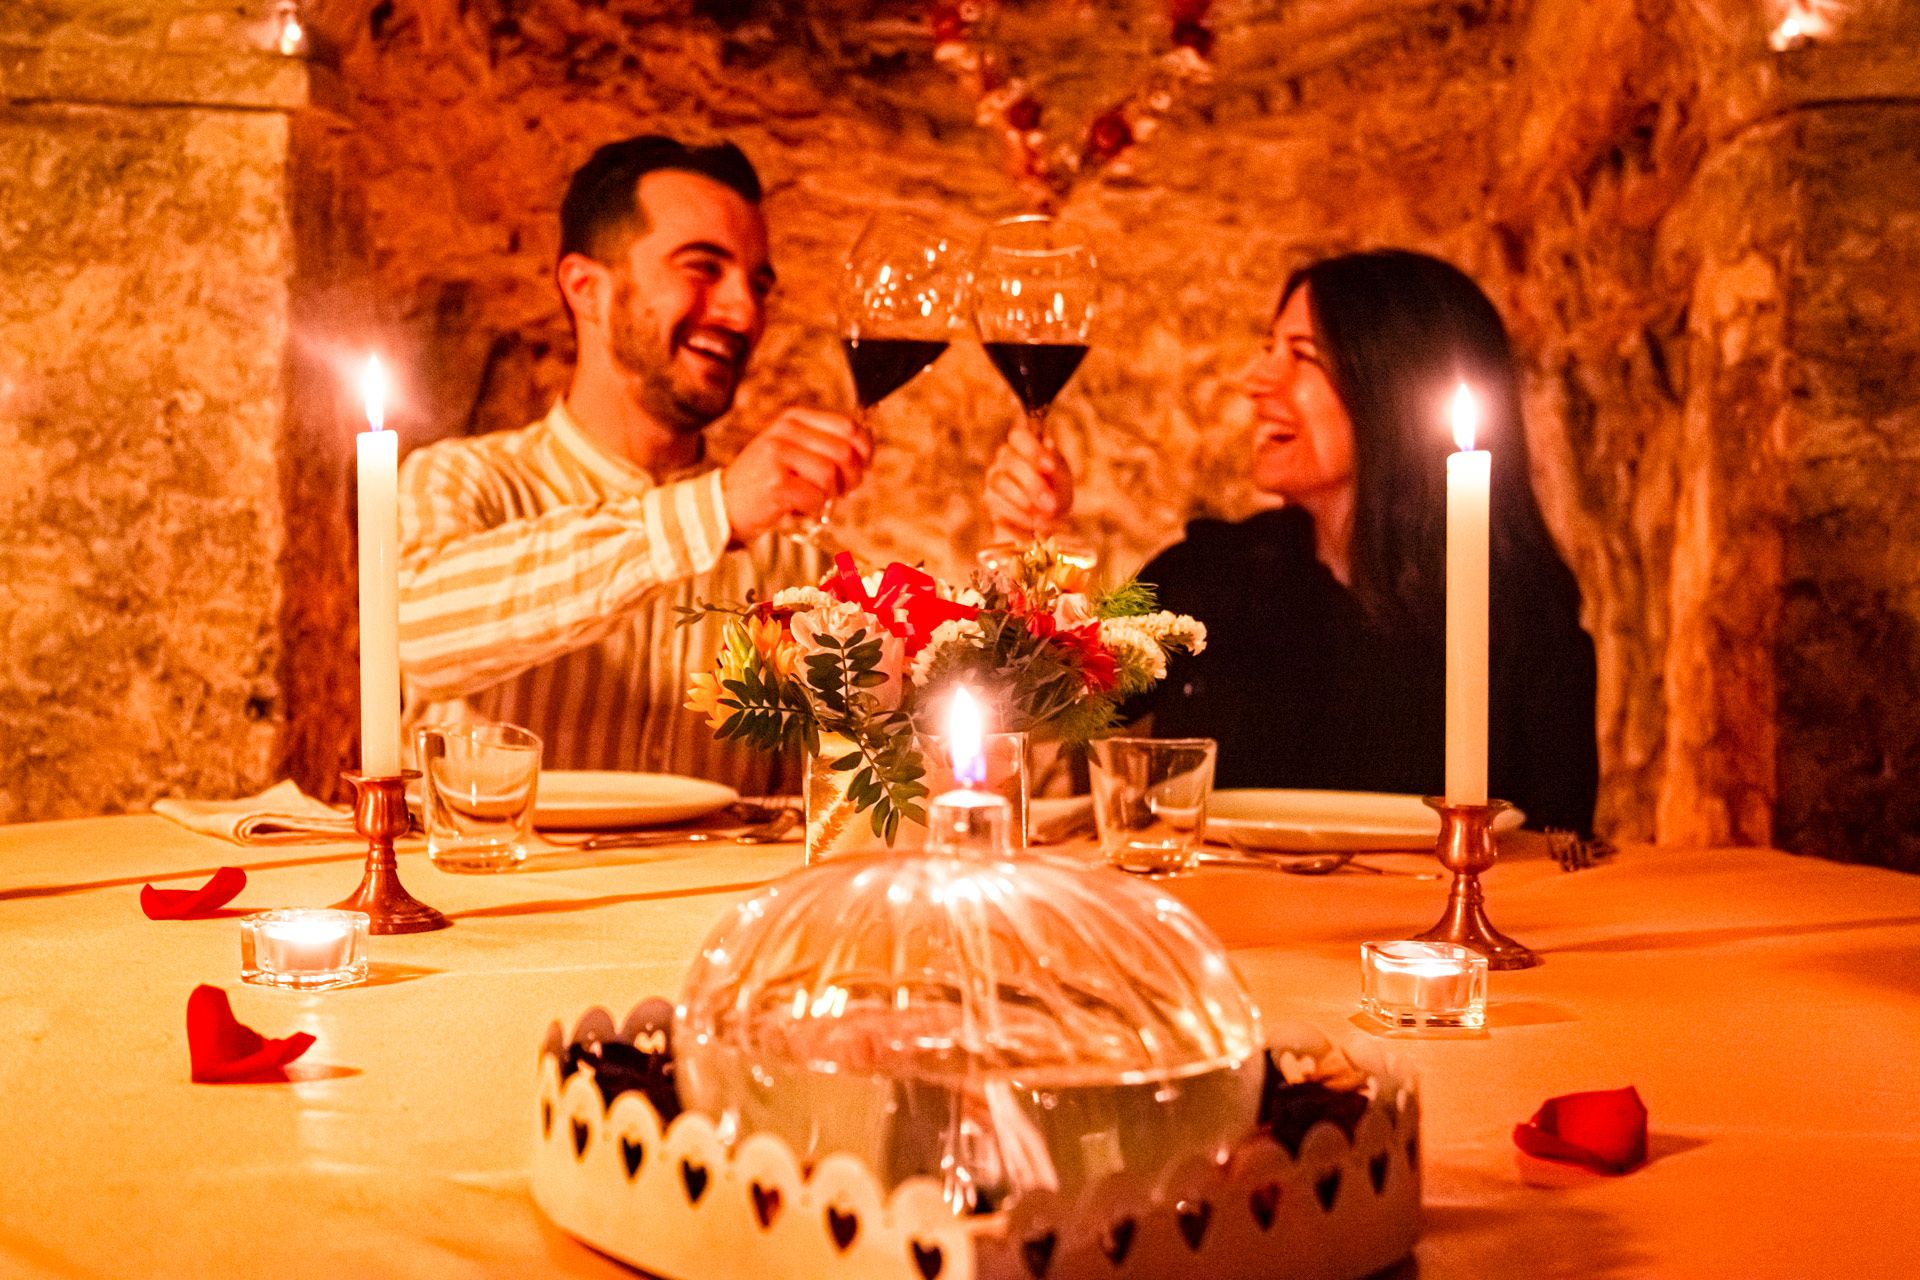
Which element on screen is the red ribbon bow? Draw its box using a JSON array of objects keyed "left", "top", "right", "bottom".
[
  {"left": 187, "top": 985, "right": 316, "bottom": 1084},
  {"left": 1512, "top": 1085, "right": 1649, "bottom": 1174},
  {"left": 141, "top": 867, "right": 247, "bottom": 920},
  {"left": 826, "top": 553, "right": 978, "bottom": 657}
]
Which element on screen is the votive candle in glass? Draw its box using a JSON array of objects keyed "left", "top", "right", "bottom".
[
  {"left": 241, "top": 909, "right": 370, "bottom": 990},
  {"left": 1360, "top": 940, "right": 1487, "bottom": 1030}
]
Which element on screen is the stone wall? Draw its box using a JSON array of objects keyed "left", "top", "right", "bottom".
[
  {"left": 7, "top": 0, "right": 1920, "bottom": 867},
  {"left": 0, "top": 2, "right": 306, "bottom": 820}
]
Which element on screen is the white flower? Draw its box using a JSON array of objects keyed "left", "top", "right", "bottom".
[
  {"left": 1122, "top": 610, "right": 1207, "bottom": 654},
  {"left": 770, "top": 585, "right": 835, "bottom": 612},
  {"left": 1051, "top": 592, "right": 1097, "bottom": 632},
  {"left": 1100, "top": 620, "right": 1168, "bottom": 684},
  {"left": 909, "top": 617, "right": 987, "bottom": 687},
  {"left": 791, "top": 602, "right": 907, "bottom": 709}
]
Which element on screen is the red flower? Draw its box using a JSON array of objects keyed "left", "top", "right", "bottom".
[
  {"left": 1057, "top": 621, "right": 1119, "bottom": 692},
  {"left": 1170, "top": 20, "right": 1213, "bottom": 56},
  {"left": 1005, "top": 95, "right": 1042, "bottom": 132},
  {"left": 1086, "top": 110, "right": 1133, "bottom": 162},
  {"left": 826, "top": 553, "right": 979, "bottom": 658},
  {"left": 928, "top": 3, "right": 968, "bottom": 43}
]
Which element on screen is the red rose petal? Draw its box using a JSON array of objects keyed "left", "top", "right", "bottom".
[
  {"left": 186, "top": 985, "right": 316, "bottom": 1084},
  {"left": 1513, "top": 1086, "right": 1648, "bottom": 1174},
  {"left": 141, "top": 867, "right": 247, "bottom": 920}
]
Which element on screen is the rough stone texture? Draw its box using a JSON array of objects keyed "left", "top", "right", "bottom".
[
  {"left": 0, "top": 2, "right": 304, "bottom": 821},
  {"left": 8, "top": 0, "right": 1920, "bottom": 867}
]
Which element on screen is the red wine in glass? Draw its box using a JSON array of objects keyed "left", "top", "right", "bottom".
[
  {"left": 981, "top": 342, "right": 1089, "bottom": 416},
  {"left": 843, "top": 337, "right": 950, "bottom": 410}
]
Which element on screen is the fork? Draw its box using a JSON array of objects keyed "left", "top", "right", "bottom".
[{"left": 1543, "top": 828, "right": 1616, "bottom": 872}]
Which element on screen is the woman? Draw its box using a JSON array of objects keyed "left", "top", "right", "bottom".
[{"left": 989, "top": 249, "right": 1598, "bottom": 832}]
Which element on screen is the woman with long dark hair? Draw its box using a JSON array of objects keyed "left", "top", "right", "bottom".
[{"left": 1128, "top": 250, "right": 1597, "bottom": 832}]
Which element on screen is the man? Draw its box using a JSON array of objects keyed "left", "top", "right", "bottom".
[{"left": 397, "top": 135, "right": 1068, "bottom": 790}]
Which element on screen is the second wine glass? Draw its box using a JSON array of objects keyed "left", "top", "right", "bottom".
[{"left": 971, "top": 214, "right": 1098, "bottom": 446}]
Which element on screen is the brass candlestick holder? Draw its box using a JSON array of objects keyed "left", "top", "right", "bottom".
[
  {"left": 1412, "top": 796, "right": 1538, "bottom": 970},
  {"left": 334, "top": 771, "right": 449, "bottom": 935}
]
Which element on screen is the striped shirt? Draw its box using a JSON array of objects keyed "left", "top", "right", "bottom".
[{"left": 396, "top": 401, "right": 824, "bottom": 792}]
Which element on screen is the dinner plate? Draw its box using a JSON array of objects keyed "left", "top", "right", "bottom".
[
  {"left": 533, "top": 771, "right": 738, "bottom": 830},
  {"left": 1205, "top": 788, "right": 1525, "bottom": 852}
]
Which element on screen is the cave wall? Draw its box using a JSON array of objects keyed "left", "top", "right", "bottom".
[{"left": 7, "top": 0, "right": 1920, "bottom": 867}]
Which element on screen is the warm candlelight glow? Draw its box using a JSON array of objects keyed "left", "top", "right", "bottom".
[
  {"left": 947, "top": 687, "right": 986, "bottom": 788},
  {"left": 273, "top": 0, "right": 307, "bottom": 56},
  {"left": 361, "top": 354, "right": 389, "bottom": 432},
  {"left": 1449, "top": 381, "right": 1482, "bottom": 452},
  {"left": 1770, "top": 2, "right": 1828, "bottom": 51}
]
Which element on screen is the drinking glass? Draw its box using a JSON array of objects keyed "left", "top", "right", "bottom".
[
  {"left": 790, "top": 213, "right": 964, "bottom": 547},
  {"left": 415, "top": 723, "right": 541, "bottom": 872},
  {"left": 1089, "top": 737, "right": 1218, "bottom": 875}
]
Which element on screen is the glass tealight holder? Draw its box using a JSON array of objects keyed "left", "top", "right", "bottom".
[
  {"left": 1360, "top": 940, "right": 1487, "bottom": 1030},
  {"left": 241, "top": 909, "right": 370, "bottom": 991}
]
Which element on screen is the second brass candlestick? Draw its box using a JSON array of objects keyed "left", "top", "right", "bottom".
[
  {"left": 1413, "top": 796, "right": 1538, "bottom": 970},
  {"left": 334, "top": 771, "right": 449, "bottom": 935}
]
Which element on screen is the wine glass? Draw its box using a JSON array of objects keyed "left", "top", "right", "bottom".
[
  {"left": 970, "top": 214, "right": 1099, "bottom": 568},
  {"left": 791, "top": 213, "right": 963, "bottom": 546},
  {"left": 970, "top": 214, "right": 1098, "bottom": 446}
]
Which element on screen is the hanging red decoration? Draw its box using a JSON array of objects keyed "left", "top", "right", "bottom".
[{"left": 925, "top": 0, "right": 1216, "bottom": 207}]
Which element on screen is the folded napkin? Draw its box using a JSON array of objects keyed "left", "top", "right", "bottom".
[
  {"left": 141, "top": 867, "right": 247, "bottom": 920},
  {"left": 153, "top": 780, "right": 356, "bottom": 844},
  {"left": 1513, "top": 1086, "right": 1649, "bottom": 1173},
  {"left": 187, "top": 985, "right": 316, "bottom": 1084}
]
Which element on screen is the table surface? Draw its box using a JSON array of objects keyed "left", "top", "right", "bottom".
[{"left": 2, "top": 815, "right": 1917, "bottom": 1279}]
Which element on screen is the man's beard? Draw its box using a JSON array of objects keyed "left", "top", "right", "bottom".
[{"left": 609, "top": 277, "right": 740, "bottom": 435}]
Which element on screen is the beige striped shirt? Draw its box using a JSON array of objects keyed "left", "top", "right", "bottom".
[{"left": 397, "top": 401, "right": 824, "bottom": 792}]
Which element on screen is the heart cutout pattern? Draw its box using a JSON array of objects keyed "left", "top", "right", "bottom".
[
  {"left": 682, "top": 1159, "right": 709, "bottom": 1205},
  {"left": 621, "top": 1138, "right": 645, "bottom": 1180},
  {"left": 1176, "top": 1199, "right": 1212, "bottom": 1251},
  {"left": 1315, "top": 1171, "right": 1342, "bottom": 1213},
  {"left": 827, "top": 1206, "right": 859, "bottom": 1251},
  {"left": 1248, "top": 1182, "right": 1281, "bottom": 1231},
  {"left": 910, "top": 1240, "right": 944, "bottom": 1280},
  {"left": 1021, "top": 1231, "right": 1057, "bottom": 1277},
  {"left": 751, "top": 1182, "right": 782, "bottom": 1229},
  {"left": 570, "top": 1120, "right": 590, "bottom": 1158},
  {"left": 1102, "top": 1218, "right": 1137, "bottom": 1266}
]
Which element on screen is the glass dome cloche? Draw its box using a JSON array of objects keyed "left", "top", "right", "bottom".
[{"left": 674, "top": 692, "right": 1265, "bottom": 1213}]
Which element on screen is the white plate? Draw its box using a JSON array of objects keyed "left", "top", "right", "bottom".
[
  {"left": 534, "top": 771, "right": 738, "bottom": 830},
  {"left": 1205, "top": 788, "right": 1525, "bottom": 852}
]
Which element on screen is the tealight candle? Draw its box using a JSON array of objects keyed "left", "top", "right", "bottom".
[
  {"left": 1360, "top": 940, "right": 1487, "bottom": 1030},
  {"left": 241, "top": 909, "right": 370, "bottom": 991},
  {"left": 926, "top": 688, "right": 1015, "bottom": 858}
]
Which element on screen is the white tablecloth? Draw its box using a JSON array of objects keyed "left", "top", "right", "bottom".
[{"left": 1, "top": 816, "right": 1916, "bottom": 1278}]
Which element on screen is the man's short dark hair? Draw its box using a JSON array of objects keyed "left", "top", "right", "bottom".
[{"left": 558, "top": 135, "right": 763, "bottom": 264}]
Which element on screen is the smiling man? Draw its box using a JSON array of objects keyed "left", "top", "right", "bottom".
[{"left": 393, "top": 136, "right": 882, "bottom": 788}]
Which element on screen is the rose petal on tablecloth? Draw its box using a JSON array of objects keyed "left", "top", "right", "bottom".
[
  {"left": 186, "top": 984, "right": 315, "bottom": 1083},
  {"left": 141, "top": 866, "right": 247, "bottom": 920},
  {"left": 1513, "top": 1085, "right": 1649, "bottom": 1174}
]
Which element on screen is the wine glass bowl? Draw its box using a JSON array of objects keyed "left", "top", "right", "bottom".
[
  {"left": 839, "top": 213, "right": 964, "bottom": 411},
  {"left": 970, "top": 214, "right": 1099, "bottom": 434}
]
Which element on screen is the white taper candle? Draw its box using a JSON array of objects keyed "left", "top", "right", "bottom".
[
  {"left": 356, "top": 355, "right": 402, "bottom": 778},
  {"left": 1444, "top": 382, "right": 1489, "bottom": 805}
]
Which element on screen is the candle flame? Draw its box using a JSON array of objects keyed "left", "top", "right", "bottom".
[
  {"left": 1449, "top": 381, "right": 1482, "bottom": 452},
  {"left": 275, "top": 2, "right": 306, "bottom": 56},
  {"left": 361, "top": 354, "right": 388, "bottom": 432},
  {"left": 947, "top": 687, "right": 987, "bottom": 788},
  {"left": 1770, "top": 3, "right": 1827, "bottom": 50}
]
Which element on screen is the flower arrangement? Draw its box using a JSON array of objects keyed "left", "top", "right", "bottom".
[{"left": 682, "top": 543, "right": 1206, "bottom": 843}]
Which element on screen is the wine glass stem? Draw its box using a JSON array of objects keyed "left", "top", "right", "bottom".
[{"left": 1027, "top": 407, "right": 1050, "bottom": 449}]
